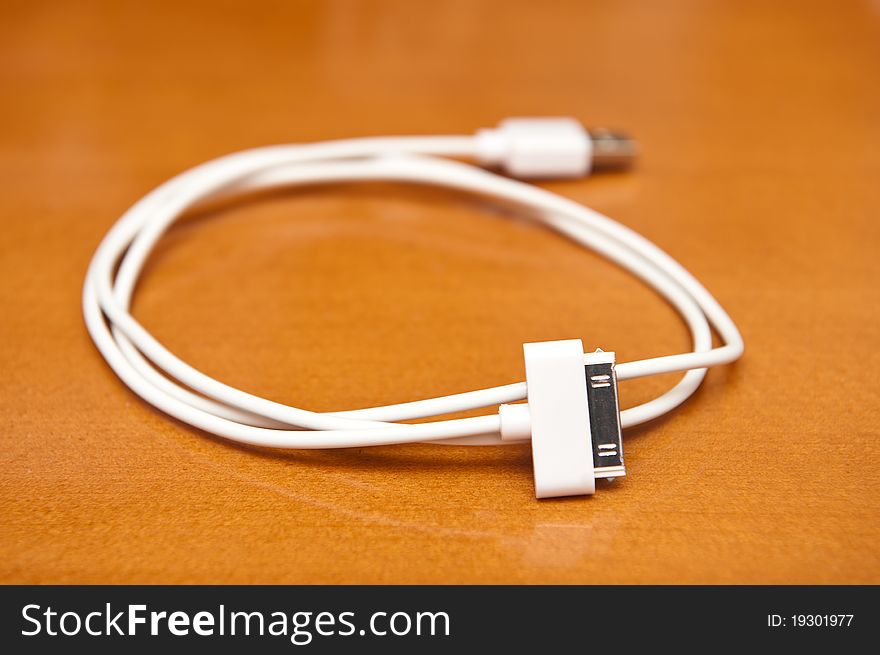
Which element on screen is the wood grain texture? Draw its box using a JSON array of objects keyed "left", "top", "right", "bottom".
[{"left": 1, "top": 0, "right": 878, "bottom": 584}]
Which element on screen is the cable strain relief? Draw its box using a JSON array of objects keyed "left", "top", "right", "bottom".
[
  {"left": 473, "top": 127, "right": 508, "bottom": 168},
  {"left": 499, "top": 403, "right": 532, "bottom": 441}
]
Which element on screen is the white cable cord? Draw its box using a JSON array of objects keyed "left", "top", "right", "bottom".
[{"left": 83, "top": 119, "right": 743, "bottom": 450}]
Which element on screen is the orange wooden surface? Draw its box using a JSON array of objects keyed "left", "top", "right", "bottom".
[{"left": 1, "top": 0, "right": 878, "bottom": 584}]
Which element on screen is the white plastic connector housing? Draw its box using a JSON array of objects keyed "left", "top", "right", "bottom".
[
  {"left": 474, "top": 117, "right": 592, "bottom": 179},
  {"left": 521, "top": 339, "right": 596, "bottom": 498}
]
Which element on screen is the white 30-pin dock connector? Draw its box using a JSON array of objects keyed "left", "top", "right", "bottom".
[{"left": 499, "top": 339, "right": 625, "bottom": 499}]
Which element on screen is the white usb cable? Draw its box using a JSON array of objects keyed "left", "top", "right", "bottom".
[{"left": 83, "top": 117, "right": 743, "bottom": 494}]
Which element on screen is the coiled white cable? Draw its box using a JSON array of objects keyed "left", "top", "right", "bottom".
[{"left": 83, "top": 118, "right": 743, "bottom": 450}]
